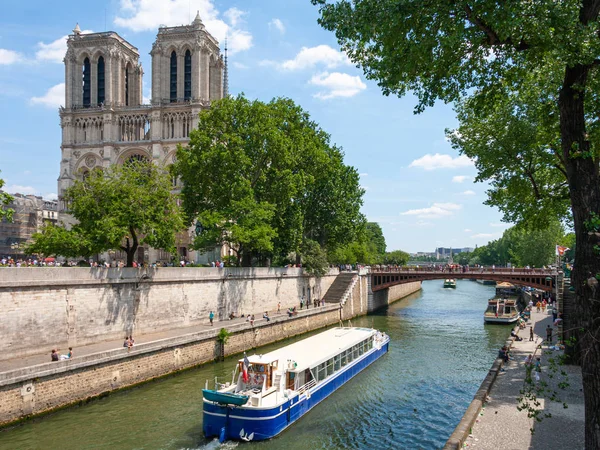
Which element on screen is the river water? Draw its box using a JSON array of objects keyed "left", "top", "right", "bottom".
[{"left": 0, "top": 280, "right": 509, "bottom": 450}]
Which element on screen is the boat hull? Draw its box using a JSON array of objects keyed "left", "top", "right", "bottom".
[
  {"left": 203, "top": 338, "right": 389, "bottom": 441},
  {"left": 484, "top": 316, "right": 519, "bottom": 324}
]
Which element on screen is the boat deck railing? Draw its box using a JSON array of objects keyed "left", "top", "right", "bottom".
[{"left": 296, "top": 378, "right": 317, "bottom": 395}]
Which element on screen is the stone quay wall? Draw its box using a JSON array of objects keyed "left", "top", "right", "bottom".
[
  {"left": 0, "top": 267, "right": 338, "bottom": 361},
  {"left": 0, "top": 306, "right": 341, "bottom": 426}
]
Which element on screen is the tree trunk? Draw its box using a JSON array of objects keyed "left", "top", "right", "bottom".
[
  {"left": 559, "top": 63, "right": 600, "bottom": 449},
  {"left": 124, "top": 227, "right": 139, "bottom": 268},
  {"left": 242, "top": 251, "right": 252, "bottom": 267}
]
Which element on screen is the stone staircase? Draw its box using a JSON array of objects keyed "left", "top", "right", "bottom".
[{"left": 322, "top": 272, "right": 358, "bottom": 306}]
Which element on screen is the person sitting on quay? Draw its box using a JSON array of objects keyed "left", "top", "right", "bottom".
[
  {"left": 229, "top": 312, "right": 237, "bottom": 320},
  {"left": 263, "top": 311, "right": 270, "bottom": 322},
  {"left": 51, "top": 349, "right": 59, "bottom": 362},
  {"left": 498, "top": 346, "right": 511, "bottom": 363},
  {"left": 511, "top": 330, "right": 523, "bottom": 341},
  {"left": 250, "top": 314, "right": 255, "bottom": 326}
]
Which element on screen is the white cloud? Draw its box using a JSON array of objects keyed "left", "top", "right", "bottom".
[
  {"left": 462, "top": 190, "right": 476, "bottom": 196},
  {"left": 409, "top": 153, "right": 474, "bottom": 171},
  {"left": 401, "top": 202, "right": 462, "bottom": 219},
  {"left": 232, "top": 61, "right": 248, "bottom": 69},
  {"left": 281, "top": 45, "right": 350, "bottom": 71},
  {"left": 43, "top": 193, "right": 58, "bottom": 201},
  {"left": 114, "top": 0, "right": 252, "bottom": 54},
  {"left": 224, "top": 7, "right": 245, "bottom": 27},
  {"left": 36, "top": 30, "right": 94, "bottom": 63},
  {"left": 464, "top": 228, "right": 472, "bottom": 232},
  {"left": 6, "top": 184, "right": 37, "bottom": 195},
  {"left": 269, "top": 18, "right": 285, "bottom": 34},
  {"left": 310, "top": 72, "right": 366, "bottom": 100},
  {"left": 30, "top": 83, "right": 64, "bottom": 108},
  {"left": 489, "top": 222, "right": 508, "bottom": 228},
  {"left": 359, "top": 172, "right": 368, "bottom": 177},
  {"left": 0, "top": 48, "right": 22, "bottom": 65},
  {"left": 452, "top": 175, "right": 469, "bottom": 183}
]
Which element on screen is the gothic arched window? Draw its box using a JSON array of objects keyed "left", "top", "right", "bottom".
[
  {"left": 125, "top": 66, "right": 130, "bottom": 106},
  {"left": 97, "top": 56, "right": 105, "bottom": 105},
  {"left": 170, "top": 51, "right": 177, "bottom": 102},
  {"left": 184, "top": 50, "right": 191, "bottom": 101},
  {"left": 83, "top": 57, "right": 91, "bottom": 107}
]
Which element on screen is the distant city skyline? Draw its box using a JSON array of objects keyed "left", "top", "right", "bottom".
[{"left": 0, "top": 0, "right": 512, "bottom": 253}]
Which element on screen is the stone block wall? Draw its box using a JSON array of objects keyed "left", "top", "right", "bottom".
[
  {"left": 0, "top": 267, "right": 337, "bottom": 361},
  {"left": 370, "top": 281, "right": 422, "bottom": 312}
]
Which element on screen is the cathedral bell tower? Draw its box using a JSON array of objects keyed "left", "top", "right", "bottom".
[{"left": 150, "top": 11, "right": 224, "bottom": 105}]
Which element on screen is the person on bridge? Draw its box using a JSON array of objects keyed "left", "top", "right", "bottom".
[{"left": 209, "top": 310, "right": 214, "bottom": 326}]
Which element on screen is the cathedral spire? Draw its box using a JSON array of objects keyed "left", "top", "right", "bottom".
[
  {"left": 223, "top": 37, "right": 229, "bottom": 97},
  {"left": 73, "top": 23, "right": 81, "bottom": 35},
  {"left": 192, "top": 10, "right": 203, "bottom": 27}
]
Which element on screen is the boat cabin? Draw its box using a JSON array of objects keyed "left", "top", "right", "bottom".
[{"left": 495, "top": 282, "right": 520, "bottom": 298}]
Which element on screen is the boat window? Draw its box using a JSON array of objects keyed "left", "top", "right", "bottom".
[
  {"left": 317, "top": 362, "right": 326, "bottom": 382},
  {"left": 353, "top": 345, "right": 359, "bottom": 359},
  {"left": 326, "top": 358, "right": 334, "bottom": 376},
  {"left": 358, "top": 341, "right": 365, "bottom": 356},
  {"left": 341, "top": 350, "right": 347, "bottom": 366},
  {"left": 334, "top": 354, "right": 341, "bottom": 371}
]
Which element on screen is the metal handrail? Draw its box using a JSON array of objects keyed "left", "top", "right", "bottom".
[{"left": 296, "top": 378, "right": 316, "bottom": 394}]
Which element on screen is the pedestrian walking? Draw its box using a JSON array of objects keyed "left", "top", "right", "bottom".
[
  {"left": 277, "top": 302, "right": 281, "bottom": 314},
  {"left": 546, "top": 325, "right": 553, "bottom": 343},
  {"left": 209, "top": 310, "right": 214, "bottom": 326},
  {"left": 529, "top": 326, "right": 534, "bottom": 341}
]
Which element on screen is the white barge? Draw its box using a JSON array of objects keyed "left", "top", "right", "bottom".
[{"left": 202, "top": 326, "right": 390, "bottom": 442}]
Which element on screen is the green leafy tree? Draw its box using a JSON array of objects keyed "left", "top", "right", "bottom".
[
  {"left": 0, "top": 172, "right": 14, "bottom": 222},
  {"left": 383, "top": 250, "right": 409, "bottom": 266},
  {"left": 28, "top": 161, "right": 185, "bottom": 267},
  {"left": 176, "top": 95, "right": 365, "bottom": 266},
  {"left": 365, "top": 222, "right": 386, "bottom": 257},
  {"left": 455, "top": 252, "right": 472, "bottom": 266},
  {"left": 301, "top": 239, "right": 329, "bottom": 277},
  {"left": 506, "top": 222, "right": 564, "bottom": 268},
  {"left": 313, "top": 3, "right": 600, "bottom": 441}
]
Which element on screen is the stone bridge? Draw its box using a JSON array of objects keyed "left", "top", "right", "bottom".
[{"left": 371, "top": 268, "right": 559, "bottom": 292}]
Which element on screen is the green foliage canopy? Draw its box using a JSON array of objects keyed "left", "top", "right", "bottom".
[
  {"left": 176, "top": 95, "right": 366, "bottom": 266},
  {"left": 28, "top": 161, "right": 185, "bottom": 267}
]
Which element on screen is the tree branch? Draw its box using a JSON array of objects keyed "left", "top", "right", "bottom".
[
  {"left": 525, "top": 169, "right": 542, "bottom": 199},
  {"left": 463, "top": 4, "right": 529, "bottom": 50}
]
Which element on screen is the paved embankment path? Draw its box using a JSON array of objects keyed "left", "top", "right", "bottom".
[
  {"left": 0, "top": 306, "right": 331, "bottom": 373},
  {"left": 465, "top": 308, "right": 584, "bottom": 450}
]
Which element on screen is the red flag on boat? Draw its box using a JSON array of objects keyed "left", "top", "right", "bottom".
[
  {"left": 242, "top": 354, "right": 250, "bottom": 383},
  {"left": 556, "top": 245, "right": 570, "bottom": 256}
]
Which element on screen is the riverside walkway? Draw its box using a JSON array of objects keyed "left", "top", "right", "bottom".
[
  {"left": 0, "top": 305, "right": 337, "bottom": 374},
  {"left": 463, "top": 308, "right": 584, "bottom": 449}
]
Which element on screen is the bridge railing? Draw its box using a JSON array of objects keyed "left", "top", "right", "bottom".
[{"left": 370, "top": 266, "right": 557, "bottom": 275}]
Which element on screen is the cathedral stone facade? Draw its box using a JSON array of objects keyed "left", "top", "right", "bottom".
[{"left": 58, "top": 13, "right": 225, "bottom": 264}]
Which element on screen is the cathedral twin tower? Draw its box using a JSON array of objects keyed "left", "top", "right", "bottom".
[{"left": 59, "top": 12, "right": 225, "bottom": 263}]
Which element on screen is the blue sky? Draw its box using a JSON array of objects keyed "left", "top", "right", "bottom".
[{"left": 0, "top": 0, "right": 510, "bottom": 253}]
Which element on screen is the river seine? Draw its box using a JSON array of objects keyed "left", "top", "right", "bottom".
[{"left": 0, "top": 280, "right": 509, "bottom": 450}]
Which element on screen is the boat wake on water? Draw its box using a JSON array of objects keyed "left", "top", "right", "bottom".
[{"left": 183, "top": 438, "right": 239, "bottom": 450}]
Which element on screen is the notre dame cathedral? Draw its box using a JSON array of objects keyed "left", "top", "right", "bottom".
[{"left": 58, "top": 12, "right": 226, "bottom": 264}]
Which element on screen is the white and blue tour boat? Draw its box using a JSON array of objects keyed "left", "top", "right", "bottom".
[{"left": 202, "top": 326, "right": 390, "bottom": 442}]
